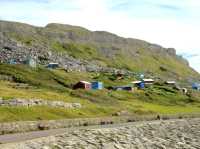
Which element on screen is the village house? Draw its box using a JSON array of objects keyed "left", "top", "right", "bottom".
[
  {"left": 165, "top": 81, "right": 176, "bottom": 85},
  {"left": 47, "top": 63, "right": 59, "bottom": 69},
  {"left": 192, "top": 83, "right": 200, "bottom": 90},
  {"left": 142, "top": 79, "right": 154, "bottom": 85},
  {"left": 131, "top": 81, "right": 145, "bottom": 89},
  {"left": 91, "top": 82, "right": 103, "bottom": 90},
  {"left": 73, "top": 81, "right": 91, "bottom": 90}
]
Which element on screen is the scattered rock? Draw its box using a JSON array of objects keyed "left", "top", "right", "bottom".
[
  {"left": 0, "top": 98, "right": 82, "bottom": 109},
  {"left": 112, "top": 110, "right": 130, "bottom": 116},
  {"left": 1, "top": 118, "right": 200, "bottom": 149}
]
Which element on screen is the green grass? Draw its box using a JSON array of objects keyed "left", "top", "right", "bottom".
[
  {"left": 0, "top": 64, "right": 69, "bottom": 91},
  {"left": 0, "top": 106, "right": 119, "bottom": 122},
  {"left": 3, "top": 20, "right": 199, "bottom": 82},
  {"left": 0, "top": 63, "right": 199, "bottom": 122},
  {"left": 51, "top": 42, "right": 101, "bottom": 60}
]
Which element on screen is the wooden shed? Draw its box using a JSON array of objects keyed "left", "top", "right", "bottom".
[{"left": 73, "top": 81, "right": 91, "bottom": 90}]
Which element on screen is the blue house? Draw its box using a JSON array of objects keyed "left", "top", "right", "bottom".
[
  {"left": 138, "top": 82, "right": 145, "bottom": 89},
  {"left": 131, "top": 81, "right": 145, "bottom": 89},
  {"left": 91, "top": 82, "right": 103, "bottom": 90},
  {"left": 47, "top": 63, "right": 59, "bottom": 69},
  {"left": 192, "top": 83, "right": 200, "bottom": 90}
]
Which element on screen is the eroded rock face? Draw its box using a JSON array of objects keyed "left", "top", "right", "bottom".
[
  {"left": 0, "top": 20, "right": 193, "bottom": 76},
  {"left": 1, "top": 118, "right": 200, "bottom": 149}
]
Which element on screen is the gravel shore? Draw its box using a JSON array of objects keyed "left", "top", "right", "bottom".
[{"left": 1, "top": 118, "right": 200, "bottom": 149}]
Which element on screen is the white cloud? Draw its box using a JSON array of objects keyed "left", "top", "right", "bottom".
[{"left": 0, "top": 0, "right": 200, "bottom": 72}]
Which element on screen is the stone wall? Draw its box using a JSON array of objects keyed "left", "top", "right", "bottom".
[
  {"left": 0, "top": 74, "right": 13, "bottom": 81},
  {"left": 1, "top": 118, "right": 200, "bottom": 149},
  {"left": 0, "top": 98, "right": 81, "bottom": 109},
  {"left": 0, "top": 116, "right": 141, "bottom": 135},
  {"left": 0, "top": 114, "right": 199, "bottom": 135}
]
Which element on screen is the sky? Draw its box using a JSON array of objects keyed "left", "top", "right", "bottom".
[{"left": 0, "top": 0, "right": 200, "bottom": 72}]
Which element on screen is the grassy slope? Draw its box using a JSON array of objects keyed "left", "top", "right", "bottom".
[
  {"left": 0, "top": 64, "right": 199, "bottom": 122},
  {"left": 1, "top": 20, "right": 199, "bottom": 82},
  {"left": 50, "top": 41, "right": 198, "bottom": 80}
]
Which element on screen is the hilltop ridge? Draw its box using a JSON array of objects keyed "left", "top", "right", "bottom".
[{"left": 0, "top": 20, "right": 197, "bottom": 84}]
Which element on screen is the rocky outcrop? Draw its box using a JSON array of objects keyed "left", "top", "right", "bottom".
[
  {"left": 0, "top": 98, "right": 81, "bottom": 109},
  {"left": 1, "top": 118, "right": 200, "bottom": 149},
  {"left": 0, "top": 37, "right": 129, "bottom": 73},
  {"left": 0, "top": 20, "right": 195, "bottom": 78}
]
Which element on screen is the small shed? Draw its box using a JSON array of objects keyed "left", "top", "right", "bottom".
[
  {"left": 142, "top": 79, "right": 154, "bottom": 85},
  {"left": 192, "top": 83, "right": 200, "bottom": 90},
  {"left": 131, "top": 81, "right": 145, "bottom": 89},
  {"left": 47, "top": 63, "right": 59, "bottom": 69},
  {"left": 131, "top": 81, "right": 142, "bottom": 84},
  {"left": 91, "top": 82, "right": 103, "bottom": 90},
  {"left": 165, "top": 81, "right": 176, "bottom": 85},
  {"left": 73, "top": 81, "right": 91, "bottom": 90},
  {"left": 138, "top": 82, "right": 145, "bottom": 89}
]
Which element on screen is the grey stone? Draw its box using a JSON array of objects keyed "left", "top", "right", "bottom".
[
  {"left": 0, "top": 98, "right": 81, "bottom": 109},
  {"left": 1, "top": 118, "right": 200, "bottom": 149}
]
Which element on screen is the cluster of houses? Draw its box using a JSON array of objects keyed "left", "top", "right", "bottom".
[
  {"left": 7, "top": 57, "right": 200, "bottom": 92},
  {"left": 72, "top": 79, "right": 191, "bottom": 95},
  {"left": 73, "top": 79, "right": 155, "bottom": 91}
]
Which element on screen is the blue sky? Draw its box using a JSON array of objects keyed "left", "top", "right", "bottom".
[{"left": 0, "top": 0, "right": 200, "bottom": 72}]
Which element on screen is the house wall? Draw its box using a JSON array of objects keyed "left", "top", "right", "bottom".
[
  {"left": 47, "top": 64, "right": 59, "bottom": 69},
  {"left": 85, "top": 83, "right": 91, "bottom": 90},
  {"left": 74, "top": 82, "right": 91, "bottom": 90},
  {"left": 92, "top": 82, "right": 103, "bottom": 90}
]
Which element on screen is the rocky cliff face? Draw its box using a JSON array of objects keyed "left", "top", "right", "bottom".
[
  {"left": 0, "top": 20, "right": 199, "bottom": 81},
  {"left": 1, "top": 118, "right": 200, "bottom": 149}
]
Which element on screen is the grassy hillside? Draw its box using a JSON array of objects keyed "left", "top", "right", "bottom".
[
  {"left": 0, "top": 64, "right": 199, "bottom": 122},
  {"left": 0, "top": 20, "right": 200, "bottom": 122},
  {"left": 0, "top": 20, "right": 199, "bottom": 83}
]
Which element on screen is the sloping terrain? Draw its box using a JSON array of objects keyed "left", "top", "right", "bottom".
[
  {"left": 0, "top": 20, "right": 199, "bottom": 83},
  {"left": 0, "top": 20, "right": 200, "bottom": 122},
  {"left": 0, "top": 64, "right": 199, "bottom": 122}
]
